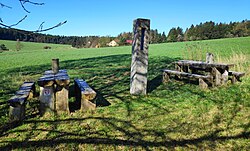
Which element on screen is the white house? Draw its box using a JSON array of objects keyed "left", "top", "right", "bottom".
[{"left": 107, "top": 40, "right": 119, "bottom": 47}]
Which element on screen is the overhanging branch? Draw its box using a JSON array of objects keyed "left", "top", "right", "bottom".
[
  {"left": 0, "top": 20, "right": 67, "bottom": 33},
  {"left": 33, "top": 21, "right": 67, "bottom": 32},
  {"left": 19, "top": 0, "right": 45, "bottom": 13},
  {"left": 0, "top": 15, "right": 27, "bottom": 28},
  {"left": 0, "top": 0, "right": 66, "bottom": 33},
  {"left": 10, "top": 15, "right": 28, "bottom": 27},
  {"left": 0, "top": 3, "right": 12, "bottom": 9}
]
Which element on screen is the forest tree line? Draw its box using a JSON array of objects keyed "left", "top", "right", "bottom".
[
  {"left": 0, "top": 20, "right": 249, "bottom": 48},
  {"left": 167, "top": 20, "right": 250, "bottom": 42}
]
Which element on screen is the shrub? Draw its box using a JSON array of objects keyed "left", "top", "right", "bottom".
[
  {"left": 0, "top": 44, "right": 9, "bottom": 51},
  {"left": 43, "top": 46, "right": 52, "bottom": 49}
]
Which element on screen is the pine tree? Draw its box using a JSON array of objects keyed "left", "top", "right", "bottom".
[{"left": 167, "top": 28, "right": 178, "bottom": 42}]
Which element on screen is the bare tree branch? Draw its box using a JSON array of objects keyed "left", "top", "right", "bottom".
[
  {"left": 19, "top": 0, "right": 30, "bottom": 13},
  {"left": 0, "top": 20, "right": 67, "bottom": 33},
  {"left": 38, "top": 21, "right": 45, "bottom": 31},
  {"left": 33, "top": 21, "right": 67, "bottom": 33},
  {"left": 0, "top": 3, "right": 12, "bottom": 9},
  {"left": 0, "top": 0, "right": 66, "bottom": 33},
  {"left": 10, "top": 15, "right": 28, "bottom": 27},
  {"left": 20, "top": 0, "right": 45, "bottom": 6},
  {"left": 19, "top": 0, "right": 45, "bottom": 13},
  {"left": 0, "top": 16, "right": 27, "bottom": 28}
]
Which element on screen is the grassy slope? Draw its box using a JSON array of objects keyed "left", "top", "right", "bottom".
[{"left": 0, "top": 37, "right": 249, "bottom": 150}]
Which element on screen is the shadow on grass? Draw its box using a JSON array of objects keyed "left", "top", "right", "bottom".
[
  {"left": 0, "top": 116, "right": 249, "bottom": 150},
  {"left": 1, "top": 54, "right": 249, "bottom": 150}
]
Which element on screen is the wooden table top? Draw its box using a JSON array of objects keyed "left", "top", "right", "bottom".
[
  {"left": 175, "top": 60, "right": 234, "bottom": 70},
  {"left": 38, "top": 69, "right": 70, "bottom": 87}
]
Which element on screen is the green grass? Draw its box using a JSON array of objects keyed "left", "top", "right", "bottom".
[{"left": 0, "top": 37, "right": 250, "bottom": 150}]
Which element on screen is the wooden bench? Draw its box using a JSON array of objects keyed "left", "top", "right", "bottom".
[
  {"left": 229, "top": 71, "right": 245, "bottom": 84},
  {"left": 163, "top": 69, "right": 213, "bottom": 89},
  {"left": 8, "top": 82, "right": 36, "bottom": 121},
  {"left": 74, "top": 79, "right": 96, "bottom": 111}
]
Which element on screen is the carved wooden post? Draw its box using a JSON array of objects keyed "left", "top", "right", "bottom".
[
  {"left": 52, "top": 58, "right": 59, "bottom": 74},
  {"left": 206, "top": 53, "right": 214, "bottom": 64},
  {"left": 130, "top": 18, "right": 150, "bottom": 95}
]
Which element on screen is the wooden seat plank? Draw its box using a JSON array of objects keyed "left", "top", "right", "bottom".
[
  {"left": 163, "top": 69, "right": 212, "bottom": 89},
  {"left": 74, "top": 79, "right": 96, "bottom": 111}
]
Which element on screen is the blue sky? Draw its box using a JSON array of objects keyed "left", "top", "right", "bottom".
[{"left": 1, "top": 0, "right": 250, "bottom": 36}]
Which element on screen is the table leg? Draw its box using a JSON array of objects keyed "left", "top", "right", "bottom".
[
  {"left": 199, "top": 78, "right": 208, "bottom": 89},
  {"left": 221, "top": 70, "right": 229, "bottom": 85},
  {"left": 175, "top": 64, "right": 182, "bottom": 72},
  {"left": 39, "top": 86, "right": 55, "bottom": 115},
  {"left": 212, "top": 67, "right": 222, "bottom": 86},
  {"left": 163, "top": 72, "right": 170, "bottom": 83},
  {"left": 55, "top": 85, "right": 69, "bottom": 113}
]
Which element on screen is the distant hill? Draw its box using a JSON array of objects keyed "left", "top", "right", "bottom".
[{"left": 0, "top": 20, "right": 249, "bottom": 48}]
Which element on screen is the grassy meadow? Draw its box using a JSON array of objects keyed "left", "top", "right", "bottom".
[{"left": 0, "top": 37, "right": 250, "bottom": 150}]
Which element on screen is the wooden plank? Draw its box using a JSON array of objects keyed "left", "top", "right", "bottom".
[
  {"left": 175, "top": 60, "right": 234, "bottom": 70},
  {"left": 19, "top": 82, "right": 36, "bottom": 98},
  {"left": 229, "top": 71, "right": 245, "bottom": 77},
  {"left": 44, "top": 69, "right": 67, "bottom": 75},
  {"left": 15, "top": 89, "right": 30, "bottom": 96},
  {"left": 8, "top": 94, "right": 27, "bottom": 107},
  {"left": 163, "top": 69, "right": 211, "bottom": 80},
  {"left": 229, "top": 71, "right": 245, "bottom": 83},
  {"left": 38, "top": 76, "right": 54, "bottom": 87},
  {"left": 163, "top": 69, "right": 212, "bottom": 89},
  {"left": 21, "top": 81, "right": 35, "bottom": 88}
]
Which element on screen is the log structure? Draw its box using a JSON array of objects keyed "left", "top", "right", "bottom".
[{"left": 175, "top": 60, "right": 234, "bottom": 86}]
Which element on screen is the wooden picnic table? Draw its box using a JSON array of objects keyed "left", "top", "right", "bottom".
[
  {"left": 174, "top": 60, "right": 235, "bottom": 86},
  {"left": 38, "top": 69, "right": 70, "bottom": 114}
]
